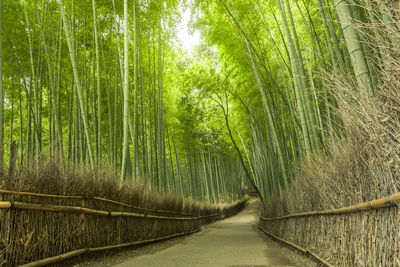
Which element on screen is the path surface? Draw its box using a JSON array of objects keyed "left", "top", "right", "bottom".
[{"left": 77, "top": 201, "right": 317, "bottom": 267}]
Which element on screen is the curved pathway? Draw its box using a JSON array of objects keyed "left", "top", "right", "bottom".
[{"left": 79, "top": 200, "right": 317, "bottom": 267}]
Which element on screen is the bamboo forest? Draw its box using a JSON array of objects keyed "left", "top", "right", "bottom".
[{"left": 0, "top": 0, "right": 399, "bottom": 266}]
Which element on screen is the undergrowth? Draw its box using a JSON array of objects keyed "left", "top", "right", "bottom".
[
  {"left": 0, "top": 161, "right": 221, "bottom": 215},
  {"left": 263, "top": 0, "right": 400, "bottom": 217}
]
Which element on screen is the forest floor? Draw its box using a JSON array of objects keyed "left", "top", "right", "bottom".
[{"left": 74, "top": 200, "right": 317, "bottom": 267}]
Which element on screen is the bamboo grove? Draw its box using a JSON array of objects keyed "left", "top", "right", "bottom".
[
  {"left": 190, "top": 0, "right": 397, "bottom": 199},
  {"left": 0, "top": 0, "right": 398, "bottom": 202},
  {"left": 0, "top": 0, "right": 247, "bottom": 203}
]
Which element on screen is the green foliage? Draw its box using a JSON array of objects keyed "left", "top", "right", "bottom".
[
  {"left": 0, "top": 0, "right": 245, "bottom": 203},
  {"left": 0, "top": 0, "right": 381, "bottom": 201}
]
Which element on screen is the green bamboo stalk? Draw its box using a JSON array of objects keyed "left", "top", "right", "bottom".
[
  {"left": 92, "top": 0, "right": 102, "bottom": 163},
  {"left": 277, "top": 0, "right": 312, "bottom": 159},
  {"left": 0, "top": 0, "right": 3, "bottom": 173},
  {"left": 333, "top": 0, "right": 374, "bottom": 96},
  {"left": 284, "top": 0, "right": 321, "bottom": 152},
  {"left": 23, "top": 0, "right": 40, "bottom": 165},
  {"left": 58, "top": 0, "right": 94, "bottom": 167},
  {"left": 121, "top": 0, "right": 130, "bottom": 181},
  {"left": 132, "top": 0, "right": 138, "bottom": 180},
  {"left": 245, "top": 36, "right": 289, "bottom": 188}
]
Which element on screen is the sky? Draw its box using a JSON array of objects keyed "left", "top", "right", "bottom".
[{"left": 177, "top": 8, "right": 201, "bottom": 51}]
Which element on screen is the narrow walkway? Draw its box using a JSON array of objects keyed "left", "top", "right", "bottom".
[{"left": 89, "top": 200, "right": 316, "bottom": 267}]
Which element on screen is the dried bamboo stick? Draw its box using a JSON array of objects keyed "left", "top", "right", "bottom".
[
  {"left": 18, "top": 230, "right": 200, "bottom": 267},
  {"left": 261, "top": 192, "right": 400, "bottom": 221},
  {"left": 259, "top": 226, "right": 333, "bottom": 267},
  {"left": 88, "top": 232, "right": 187, "bottom": 252},
  {"left": 18, "top": 249, "right": 87, "bottom": 267},
  {"left": 12, "top": 202, "right": 110, "bottom": 216},
  {"left": 0, "top": 201, "right": 242, "bottom": 221},
  {"left": 0, "top": 190, "right": 245, "bottom": 218},
  {"left": 0, "top": 201, "right": 11, "bottom": 209},
  {"left": 11, "top": 201, "right": 194, "bottom": 220},
  {"left": 198, "top": 213, "right": 222, "bottom": 218},
  {"left": 110, "top": 211, "right": 192, "bottom": 220},
  {"left": 0, "top": 189, "right": 196, "bottom": 216},
  {"left": 0, "top": 189, "right": 84, "bottom": 199},
  {"left": 92, "top": 196, "right": 195, "bottom": 216}
]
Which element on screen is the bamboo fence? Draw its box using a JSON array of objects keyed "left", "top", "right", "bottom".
[
  {"left": 260, "top": 192, "right": 400, "bottom": 266},
  {"left": 0, "top": 190, "right": 245, "bottom": 266}
]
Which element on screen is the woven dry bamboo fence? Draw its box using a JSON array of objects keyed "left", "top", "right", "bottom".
[
  {"left": 259, "top": 193, "right": 400, "bottom": 266},
  {"left": 0, "top": 189, "right": 245, "bottom": 266}
]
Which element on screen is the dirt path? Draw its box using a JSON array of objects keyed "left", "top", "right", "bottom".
[{"left": 77, "top": 201, "right": 317, "bottom": 267}]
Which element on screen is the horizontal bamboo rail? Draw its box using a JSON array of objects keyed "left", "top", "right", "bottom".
[
  {"left": 259, "top": 226, "right": 333, "bottom": 267},
  {"left": 0, "top": 189, "right": 196, "bottom": 216},
  {"left": 260, "top": 192, "right": 400, "bottom": 221},
  {"left": 18, "top": 230, "right": 199, "bottom": 267},
  {"left": 0, "top": 189, "right": 84, "bottom": 199},
  {"left": 11, "top": 201, "right": 243, "bottom": 266},
  {"left": 0, "top": 191, "right": 244, "bottom": 266},
  {"left": 0, "top": 201, "right": 229, "bottom": 221},
  {"left": 92, "top": 196, "right": 195, "bottom": 216}
]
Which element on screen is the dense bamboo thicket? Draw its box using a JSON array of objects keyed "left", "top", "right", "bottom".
[
  {"left": 190, "top": 0, "right": 399, "bottom": 204},
  {"left": 0, "top": 0, "right": 247, "bottom": 203},
  {"left": 191, "top": 0, "right": 395, "bottom": 199}
]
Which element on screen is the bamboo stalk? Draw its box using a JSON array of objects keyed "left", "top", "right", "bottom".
[
  {"left": 18, "top": 249, "right": 87, "bottom": 267},
  {"left": 0, "top": 189, "right": 84, "bottom": 199},
  {"left": 0, "top": 0, "right": 4, "bottom": 174},
  {"left": 12, "top": 201, "right": 110, "bottom": 216},
  {"left": 0, "top": 189, "right": 196, "bottom": 216},
  {"left": 10, "top": 201, "right": 194, "bottom": 220},
  {"left": 259, "top": 226, "right": 333, "bottom": 267},
  {"left": 57, "top": 0, "right": 94, "bottom": 167},
  {"left": 87, "top": 231, "right": 193, "bottom": 252},
  {"left": 120, "top": 0, "right": 130, "bottom": 181},
  {"left": 260, "top": 193, "right": 400, "bottom": 221},
  {"left": 0, "top": 201, "right": 11, "bottom": 209},
  {"left": 0, "top": 199, "right": 244, "bottom": 220},
  {"left": 18, "top": 231, "right": 201, "bottom": 267},
  {"left": 92, "top": 196, "right": 195, "bottom": 216}
]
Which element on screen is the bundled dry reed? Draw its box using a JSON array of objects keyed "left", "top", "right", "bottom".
[{"left": 0, "top": 162, "right": 244, "bottom": 266}]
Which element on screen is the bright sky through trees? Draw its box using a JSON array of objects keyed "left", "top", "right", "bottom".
[{"left": 177, "top": 8, "right": 200, "bottom": 51}]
